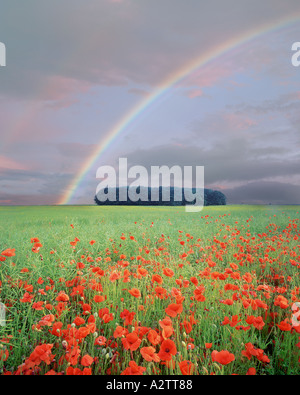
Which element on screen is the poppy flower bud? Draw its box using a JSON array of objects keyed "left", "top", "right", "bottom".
[{"left": 62, "top": 341, "right": 68, "bottom": 349}]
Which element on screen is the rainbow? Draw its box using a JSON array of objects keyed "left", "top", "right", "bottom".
[{"left": 58, "top": 14, "right": 300, "bottom": 205}]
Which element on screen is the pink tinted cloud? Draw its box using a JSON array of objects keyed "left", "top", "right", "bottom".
[
  {"left": 224, "top": 113, "right": 257, "bottom": 131},
  {"left": 42, "top": 75, "right": 91, "bottom": 108},
  {"left": 182, "top": 63, "right": 232, "bottom": 89},
  {"left": 186, "top": 89, "right": 203, "bottom": 98},
  {"left": 0, "top": 155, "right": 29, "bottom": 171}
]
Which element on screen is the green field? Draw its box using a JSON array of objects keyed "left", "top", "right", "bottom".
[{"left": 0, "top": 205, "right": 299, "bottom": 375}]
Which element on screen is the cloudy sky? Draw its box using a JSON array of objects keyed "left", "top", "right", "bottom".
[{"left": 0, "top": 0, "right": 300, "bottom": 205}]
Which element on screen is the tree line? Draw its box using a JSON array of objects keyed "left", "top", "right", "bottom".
[{"left": 94, "top": 187, "right": 226, "bottom": 206}]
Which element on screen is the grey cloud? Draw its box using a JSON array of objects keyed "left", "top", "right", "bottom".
[
  {"left": 0, "top": 168, "right": 45, "bottom": 182},
  {"left": 225, "top": 181, "right": 300, "bottom": 204},
  {"left": 128, "top": 88, "right": 150, "bottom": 97},
  {"left": 0, "top": 192, "right": 61, "bottom": 206},
  {"left": 0, "top": 167, "right": 73, "bottom": 197},
  {"left": 0, "top": 0, "right": 299, "bottom": 100},
  {"left": 124, "top": 141, "right": 300, "bottom": 185},
  {"left": 53, "top": 142, "right": 97, "bottom": 158},
  {"left": 232, "top": 92, "right": 300, "bottom": 115}
]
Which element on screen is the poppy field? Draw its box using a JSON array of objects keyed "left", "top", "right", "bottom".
[{"left": 0, "top": 205, "right": 299, "bottom": 376}]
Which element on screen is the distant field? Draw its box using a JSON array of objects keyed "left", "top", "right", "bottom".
[{"left": 0, "top": 205, "right": 299, "bottom": 375}]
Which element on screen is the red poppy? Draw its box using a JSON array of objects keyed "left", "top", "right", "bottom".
[
  {"left": 1, "top": 248, "right": 15, "bottom": 257},
  {"left": 165, "top": 303, "right": 183, "bottom": 318},
  {"left": 140, "top": 347, "right": 160, "bottom": 362},
  {"left": 128, "top": 288, "right": 141, "bottom": 298},
  {"left": 121, "top": 361, "right": 146, "bottom": 375},
  {"left": 179, "top": 360, "right": 194, "bottom": 375},
  {"left": 158, "top": 339, "right": 177, "bottom": 361},
  {"left": 121, "top": 332, "right": 141, "bottom": 351},
  {"left": 212, "top": 350, "right": 235, "bottom": 365},
  {"left": 148, "top": 330, "right": 162, "bottom": 346},
  {"left": 81, "top": 354, "right": 94, "bottom": 367}
]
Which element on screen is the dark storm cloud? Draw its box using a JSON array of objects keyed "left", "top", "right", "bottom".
[
  {"left": 124, "top": 142, "right": 300, "bottom": 185},
  {"left": 0, "top": 168, "right": 73, "bottom": 196},
  {"left": 225, "top": 181, "right": 300, "bottom": 204},
  {"left": 0, "top": 168, "right": 46, "bottom": 182},
  {"left": 123, "top": 144, "right": 300, "bottom": 204}
]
